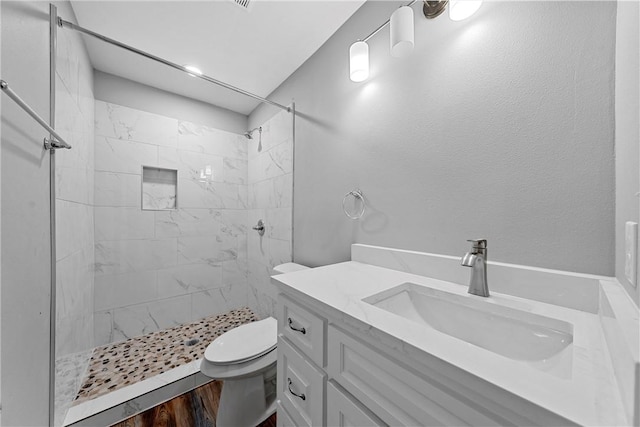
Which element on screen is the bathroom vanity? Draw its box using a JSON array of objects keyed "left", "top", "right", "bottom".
[{"left": 272, "top": 244, "right": 639, "bottom": 427}]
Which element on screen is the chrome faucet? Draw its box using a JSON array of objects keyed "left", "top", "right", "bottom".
[{"left": 461, "top": 239, "right": 489, "bottom": 297}]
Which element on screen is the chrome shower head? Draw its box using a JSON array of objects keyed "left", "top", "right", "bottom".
[{"left": 244, "top": 132, "right": 253, "bottom": 139}]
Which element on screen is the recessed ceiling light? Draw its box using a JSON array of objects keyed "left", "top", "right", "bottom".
[{"left": 184, "top": 65, "right": 203, "bottom": 77}]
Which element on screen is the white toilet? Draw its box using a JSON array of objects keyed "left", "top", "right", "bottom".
[{"left": 200, "top": 262, "right": 309, "bottom": 427}]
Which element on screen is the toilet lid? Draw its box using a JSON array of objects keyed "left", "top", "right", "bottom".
[{"left": 204, "top": 317, "right": 277, "bottom": 365}]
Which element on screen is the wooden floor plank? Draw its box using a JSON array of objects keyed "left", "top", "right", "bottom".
[{"left": 111, "top": 380, "right": 276, "bottom": 427}]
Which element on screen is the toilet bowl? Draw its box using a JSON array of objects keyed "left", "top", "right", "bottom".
[{"left": 200, "top": 262, "right": 309, "bottom": 427}]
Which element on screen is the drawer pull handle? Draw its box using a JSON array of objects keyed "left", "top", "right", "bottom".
[
  {"left": 288, "top": 317, "right": 306, "bottom": 334},
  {"left": 287, "top": 378, "right": 306, "bottom": 401}
]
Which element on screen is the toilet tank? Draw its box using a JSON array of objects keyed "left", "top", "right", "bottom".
[{"left": 273, "top": 262, "right": 309, "bottom": 275}]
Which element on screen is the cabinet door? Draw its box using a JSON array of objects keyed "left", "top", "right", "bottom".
[
  {"left": 327, "top": 326, "right": 503, "bottom": 426},
  {"left": 277, "top": 337, "right": 326, "bottom": 427},
  {"left": 276, "top": 401, "right": 297, "bottom": 427},
  {"left": 327, "top": 381, "right": 387, "bottom": 427}
]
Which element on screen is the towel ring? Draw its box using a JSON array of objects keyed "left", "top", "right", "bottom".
[{"left": 343, "top": 189, "right": 366, "bottom": 220}]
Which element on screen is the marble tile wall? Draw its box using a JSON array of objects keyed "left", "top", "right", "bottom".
[
  {"left": 247, "top": 110, "right": 294, "bottom": 318},
  {"left": 55, "top": 2, "right": 96, "bottom": 358},
  {"left": 53, "top": 7, "right": 96, "bottom": 426},
  {"left": 93, "top": 101, "right": 249, "bottom": 346}
]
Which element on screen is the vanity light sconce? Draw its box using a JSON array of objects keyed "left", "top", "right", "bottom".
[{"left": 349, "top": 0, "right": 483, "bottom": 82}]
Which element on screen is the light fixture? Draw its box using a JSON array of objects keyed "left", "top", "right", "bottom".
[
  {"left": 349, "top": 41, "right": 370, "bottom": 82},
  {"left": 449, "top": 0, "right": 482, "bottom": 21},
  {"left": 348, "top": 0, "right": 483, "bottom": 82},
  {"left": 390, "top": 6, "right": 414, "bottom": 58},
  {"left": 184, "top": 65, "right": 203, "bottom": 77},
  {"left": 423, "top": 0, "right": 448, "bottom": 19}
]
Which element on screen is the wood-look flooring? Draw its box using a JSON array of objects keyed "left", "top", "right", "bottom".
[{"left": 112, "top": 380, "right": 277, "bottom": 427}]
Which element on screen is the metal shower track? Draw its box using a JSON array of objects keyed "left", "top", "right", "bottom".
[{"left": 57, "top": 18, "right": 291, "bottom": 113}]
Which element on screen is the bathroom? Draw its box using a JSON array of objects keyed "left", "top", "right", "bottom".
[{"left": 1, "top": 0, "right": 638, "bottom": 426}]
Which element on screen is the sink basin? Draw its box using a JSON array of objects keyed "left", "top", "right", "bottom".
[{"left": 363, "top": 283, "right": 573, "bottom": 377}]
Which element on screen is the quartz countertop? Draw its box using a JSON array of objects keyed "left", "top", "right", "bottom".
[{"left": 273, "top": 261, "right": 628, "bottom": 426}]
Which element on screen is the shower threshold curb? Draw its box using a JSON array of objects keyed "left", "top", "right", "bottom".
[{"left": 63, "top": 358, "right": 211, "bottom": 426}]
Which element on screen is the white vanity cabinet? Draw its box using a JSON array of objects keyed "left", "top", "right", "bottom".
[{"left": 276, "top": 291, "right": 574, "bottom": 427}]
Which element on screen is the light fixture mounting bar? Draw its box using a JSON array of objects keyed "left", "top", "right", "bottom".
[
  {"left": 363, "top": 0, "right": 418, "bottom": 42},
  {"left": 58, "top": 18, "right": 291, "bottom": 112},
  {"left": 423, "top": 0, "right": 449, "bottom": 19}
]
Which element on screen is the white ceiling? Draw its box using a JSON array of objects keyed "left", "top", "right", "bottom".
[{"left": 70, "top": 0, "right": 365, "bottom": 115}]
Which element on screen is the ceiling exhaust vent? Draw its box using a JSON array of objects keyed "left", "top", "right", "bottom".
[{"left": 231, "top": 0, "right": 253, "bottom": 11}]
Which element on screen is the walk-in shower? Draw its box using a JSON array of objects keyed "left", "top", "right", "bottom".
[{"left": 10, "top": 4, "right": 298, "bottom": 425}]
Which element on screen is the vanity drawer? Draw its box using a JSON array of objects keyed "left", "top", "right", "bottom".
[
  {"left": 278, "top": 295, "right": 326, "bottom": 367},
  {"left": 277, "top": 336, "right": 326, "bottom": 427},
  {"left": 327, "top": 380, "right": 387, "bottom": 427},
  {"left": 327, "top": 326, "right": 502, "bottom": 427}
]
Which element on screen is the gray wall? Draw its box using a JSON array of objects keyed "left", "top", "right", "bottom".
[
  {"left": 250, "top": 1, "right": 616, "bottom": 276},
  {"left": 615, "top": 0, "right": 640, "bottom": 306},
  {"left": 94, "top": 70, "right": 248, "bottom": 134},
  {"left": 1, "top": 2, "right": 52, "bottom": 424}
]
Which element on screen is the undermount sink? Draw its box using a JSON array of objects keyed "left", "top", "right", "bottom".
[{"left": 363, "top": 283, "right": 574, "bottom": 378}]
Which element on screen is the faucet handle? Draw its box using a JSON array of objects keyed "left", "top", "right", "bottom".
[{"left": 467, "top": 239, "right": 487, "bottom": 250}]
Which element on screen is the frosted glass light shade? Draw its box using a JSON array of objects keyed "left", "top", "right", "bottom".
[
  {"left": 449, "top": 0, "right": 482, "bottom": 21},
  {"left": 349, "top": 41, "right": 369, "bottom": 82},
  {"left": 390, "top": 6, "right": 414, "bottom": 58}
]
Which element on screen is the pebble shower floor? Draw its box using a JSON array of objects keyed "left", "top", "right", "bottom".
[{"left": 72, "top": 307, "right": 258, "bottom": 404}]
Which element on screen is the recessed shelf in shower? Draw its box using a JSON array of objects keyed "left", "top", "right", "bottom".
[{"left": 142, "top": 166, "right": 178, "bottom": 210}]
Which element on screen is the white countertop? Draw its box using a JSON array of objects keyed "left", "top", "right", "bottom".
[{"left": 273, "top": 261, "right": 628, "bottom": 426}]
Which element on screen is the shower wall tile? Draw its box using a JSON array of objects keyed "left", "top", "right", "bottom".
[
  {"left": 94, "top": 311, "right": 114, "bottom": 347},
  {"left": 94, "top": 172, "right": 140, "bottom": 207},
  {"left": 56, "top": 199, "right": 94, "bottom": 262},
  {"left": 268, "top": 238, "right": 292, "bottom": 268},
  {"left": 271, "top": 173, "right": 293, "bottom": 208},
  {"left": 94, "top": 238, "right": 178, "bottom": 276},
  {"left": 155, "top": 208, "right": 221, "bottom": 238},
  {"left": 57, "top": 313, "right": 95, "bottom": 360},
  {"left": 95, "top": 101, "right": 178, "bottom": 147},
  {"left": 95, "top": 136, "right": 158, "bottom": 174},
  {"left": 95, "top": 207, "right": 155, "bottom": 241},
  {"left": 223, "top": 158, "right": 248, "bottom": 185},
  {"left": 92, "top": 102, "right": 250, "bottom": 346},
  {"left": 56, "top": 165, "right": 94, "bottom": 206},
  {"left": 220, "top": 209, "right": 248, "bottom": 238},
  {"left": 56, "top": 77, "right": 82, "bottom": 134},
  {"left": 261, "top": 109, "right": 293, "bottom": 152},
  {"left": 265, "top": 208, "right": 292, "bottom": 241},
  {"left": 262, "top": 139, "right": 293, "bottom": 180},
  {"left": 56, "top": 131, "right": 92, "bottom": 170},
  {"left": 156, "top": 263, "right": 224, "bottom": 299},
  {"left": 247, "top": 111, "right": 293, "bottom": 320},
  {"left": 142, "top": 181, "right": 177, "bottom": 210},
  {"left": 57, "top": 245, "right": 94, "bottom": 320},
  {"left": 222, "top": 258, "right": 248, "bottom": 288},
  {"left": 94, "top": 271, "right": 158, "bottom": 312},
  {"left": 56, "top": 28, "right": 81, "bottom": 107},
  {"left": 55, "top": 12, "right": 96, "bottom": 423},
  {"left": 112, "top": 295, "right": 191, "bottom": 341},
  {"left": 158, "top": 147, "right": 224, "bottom": 183},
  {"left": 178, "top": 121, "right": 247, "bottom": 160},
  {"left": 177, "top": 235, "right": 237, "bottom": 265},
  {"left": 179, "top": 179, "right": 247, "bottom": 209},
  {"left": 190, "top": 283, "right": 247, "bottom": 321}
]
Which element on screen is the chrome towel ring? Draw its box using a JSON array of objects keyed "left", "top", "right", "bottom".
[{"left": 342, "top": 189, "right": 366, "bottom": 220}]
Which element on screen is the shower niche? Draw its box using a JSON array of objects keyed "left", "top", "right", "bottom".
[{"left": 142, "top": 166, "right": 178, "bottom": 210}]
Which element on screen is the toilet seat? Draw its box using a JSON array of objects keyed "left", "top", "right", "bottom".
[{"left": 205, "top": 317, "right": 277, "bottom": 365}]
